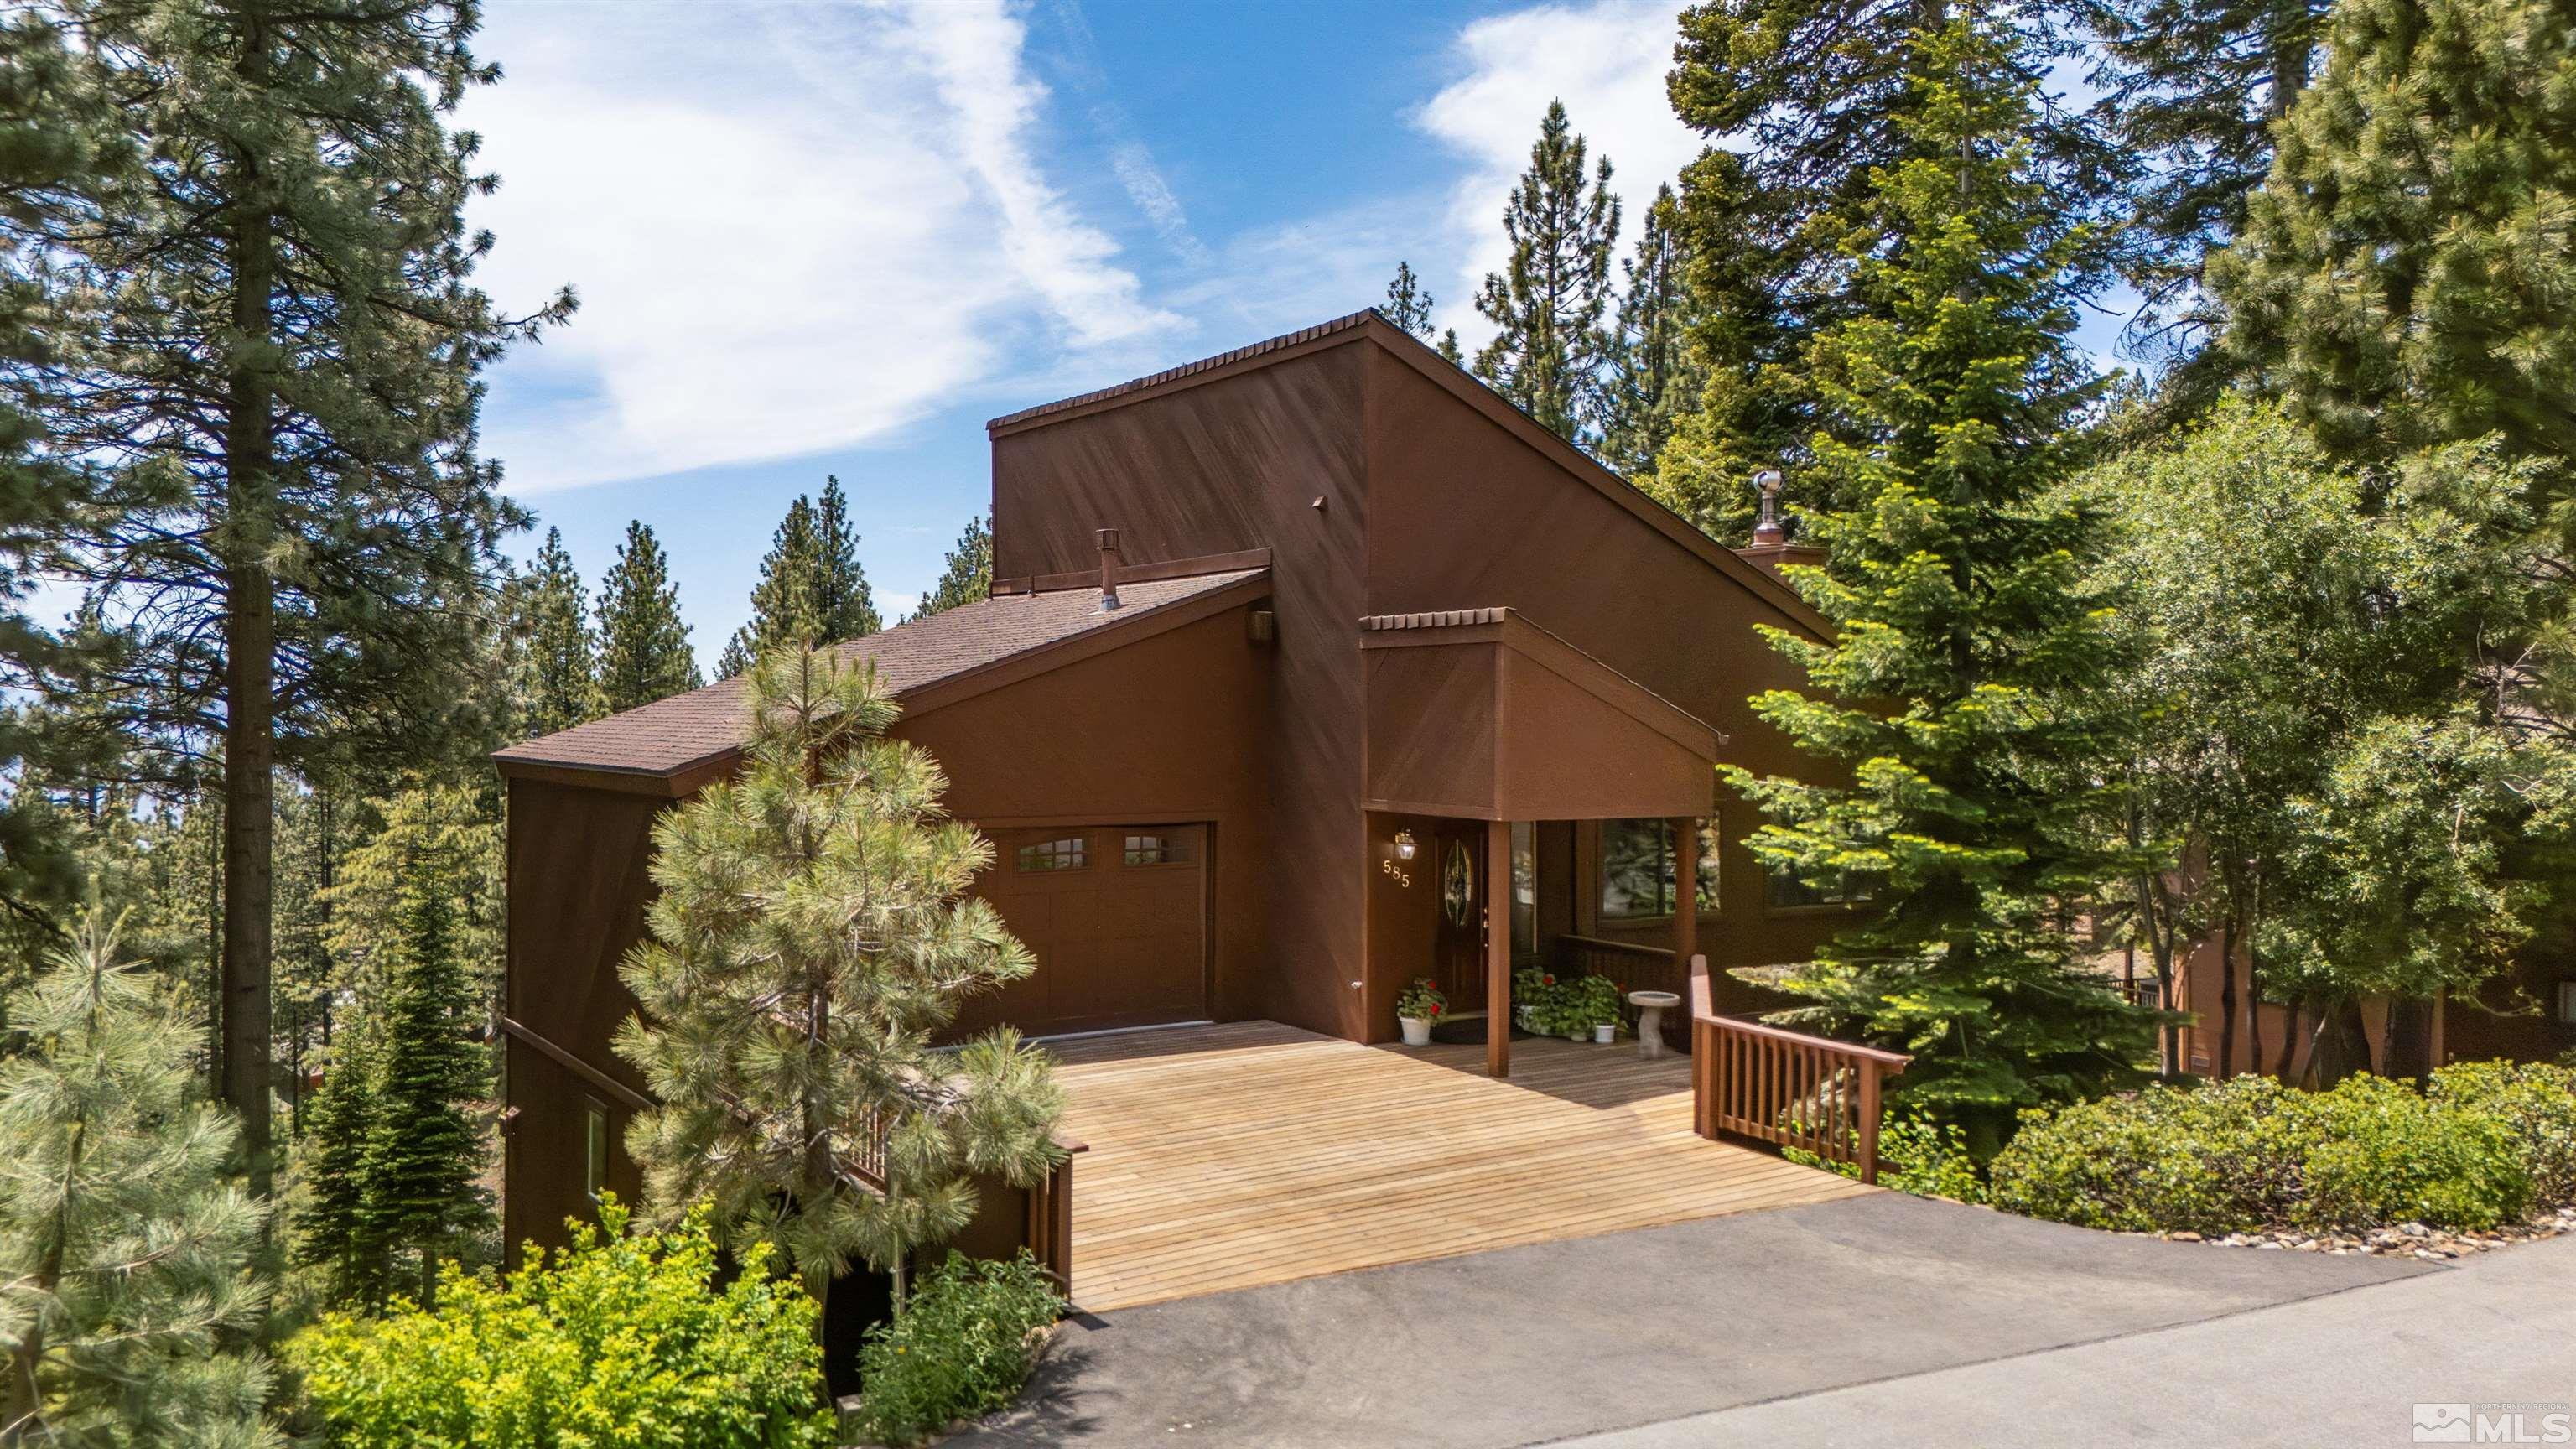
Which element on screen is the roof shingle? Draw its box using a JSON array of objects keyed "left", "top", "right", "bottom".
[{"left": 495, "top": 569, "right": 1267, "bottom": 779}]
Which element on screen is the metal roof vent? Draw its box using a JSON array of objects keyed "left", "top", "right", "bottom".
[{"left": 1097, "top": 527, "right": 1123, "bottom": 610}]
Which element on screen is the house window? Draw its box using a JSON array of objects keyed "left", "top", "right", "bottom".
[
  {"left": 2558, "top": 980, "right": 2576, "bottom": 1026},
  {"left": 1015, "top": 837, "right": 1087, "bottom": 871},
  {"left": 1509, "top": 820, "right": 1536, "bottom": 956},
  {"left": 1765, "top": 866, "right": 1876, "bottom": 910},
  {"left": 584, "top": 1100, "right": 610, "bottom": 1204},
  {"left": 1123, "top": 833, "right": 1193, "bottom": 866},
  {"left": 1597, "top": 818, "right": 1718, "bottom": 920}
]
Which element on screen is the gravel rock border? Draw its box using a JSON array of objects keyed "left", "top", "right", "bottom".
[{"left": 2156, "top": 1203, "right": 2576, "bottom": 1261}]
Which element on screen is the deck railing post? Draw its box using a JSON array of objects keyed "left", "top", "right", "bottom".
[{"left": 1857, "top": 1063, "right": 1884, "bottom": 1186}]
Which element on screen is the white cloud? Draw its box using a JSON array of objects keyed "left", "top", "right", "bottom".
[
  {"left": 869, "top": 0, "right": 1181, "bottom": 349},
  {"left": 1110, "top": 140, "right": 1211, "bottom": 267},
  {"left": 1415, "top": 0, "right": 1706, "bottom": 349},
  {"left": 462, "top": 0, "right": 1173, "bottom": 494}
]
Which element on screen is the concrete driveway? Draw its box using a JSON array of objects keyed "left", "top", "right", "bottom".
[{"left": 954, "top": 1192, "right": 2510, "bottom": 1448}]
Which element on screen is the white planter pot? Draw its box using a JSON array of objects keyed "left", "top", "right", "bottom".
[
  {"left": 1593, "top": 1023, "right": 1617, "bottom": 1045},
  {"left": 1516, "top": 1006, "right": 1535, "bottom": 1031},
  {"left": 1399, "top": 1016, "right": 1433, "bottom": 1047}
]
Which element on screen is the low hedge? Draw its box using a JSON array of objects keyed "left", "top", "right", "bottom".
[{"left": 1988, "top": 1062, "right": 2576, "bottom": 1236}]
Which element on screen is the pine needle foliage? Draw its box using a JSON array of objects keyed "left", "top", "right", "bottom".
[
  {"left": 293, "top": 786, "right": 499, "bottom": 1310},
  {"left": 2214, "top": 0, "right": 2576, "bottom": 480},
  {"left": 907, "top": 516, "right": 992, "bottom": 622},
  {"left": 0, "top": 1, "right": 571, "bottom": 1192},
  {"left": 0, "top": 908, "right": 278, "bottom": 1448},
  {"left": 716, "top": 479, "right": 881, "bottom": 680},
  {"left": 1726, "top": 13, "right": 2165, "bottom": 1150},
  {"left": 507, "top": 528, "right": 600, "bottom": 740},
  {"left": 615, "top": 645, "right": 1063, "bottom": 1320},
  {"left": 1600, "top": 184, "right": 1704, "bottom": 481},
  {"left": 1652, "top": 0, "right": 2122, "bottom": 542},
  {"left": 594, "top": 522, "right": 701, "bottom": 714},
  {"left": 1472, "top": 101, "right": 1621, "bottom": 445}
]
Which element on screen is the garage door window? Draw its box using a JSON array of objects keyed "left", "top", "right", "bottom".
[
  {"left": 1123, "top": 833, "right": 1194, "bottom": 866},
  {"left": 1016, "top": 837, "right": 1087, "bottom": 871}
]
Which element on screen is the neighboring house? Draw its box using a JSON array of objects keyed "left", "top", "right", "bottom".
[
  {"left": 491, "top": 310, "right": 1866, "bottom": 1255},
  {"left": 2171, "top": 932, "right": 2576, "bottom": 1080}
]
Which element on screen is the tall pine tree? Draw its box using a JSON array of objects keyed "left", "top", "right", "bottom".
[
  {"left": 717, "top": 480, "right": 880, "bottom": 678},
  {"left": 509, "top": 527, "right": 600, "bottom": 740},
  {"left": 615, "top": 646, "right": 1062, "bottom": 1322},
  {"left": 2212, "top": 0, "right": 2576, "bottom": 480},
  {"left": 293, "top": 785, "right": 498, "bottom": 1307},
  {"left": 1653, "top": 0, "right": 2118, "bottom": 542},
  {"left": 909, "top": 515, "right": 994, "bottom": 621},
  {"left": 810, "top": 475, "right": 880, "bottom": 644},
  {"left": 0, "top": 907, "right": 278, "bottom": 1444},
  {"left": 2076, "top": 0, "right": 2330, "bottom": 367},
  {"left": 718, "top": 497, "right": 823, "bottom": 681},
  {"left": 1472, "top": 101, "right": 1620, "bottom": 445},
  {"left": 595, "top": 522, "right": 701, "bottom": 714},
  {"left": 1600, "top": 184, "right": 1703, "bottom": 481},
  {"left": 1726, "top": 10, "right": 2163, "bottom": 1150},
  {"left": 0, "top": 3, "right": 570, "bottom": 1196},
  {"left": 1383, "top": 261, "right": 1462, "bottom": 363}
]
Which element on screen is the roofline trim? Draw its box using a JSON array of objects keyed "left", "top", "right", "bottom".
[
  {"left": 992, "top": 546, "right": 1272, "bottom": 598},
  {"left": 986, "top": 313, "right": 1374, "bottom": 432}
]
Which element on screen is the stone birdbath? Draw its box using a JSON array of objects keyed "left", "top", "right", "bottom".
[{"left": 1627, "top": 989, "right": 1680, "bottom": 1060}]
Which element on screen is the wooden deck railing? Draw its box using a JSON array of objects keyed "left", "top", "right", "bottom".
[{"left": 1691, "top": 1012, "right": 1912, "bottom": 1183}]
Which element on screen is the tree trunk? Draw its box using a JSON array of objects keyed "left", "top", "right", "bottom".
[
  {"left": 221, "top": 137, "right": 278, "bottom": 1201},
  {"left": 2215, "top": 915, "right": 2241, "bottom": 1079},
  {"left": 2142, "top": 872, "right": 2182, "bottom": 1078},
  {"left": 2275, "top": 1000, "right": 2303, "bottom": 1080},
  {"left": 2383, "top": 997, "right": 2437, "bottom": 1082},
  {"left": 2309, "top": 998, "right": 2371, "bottom": 1087},
  {"left": 2245, "top": 955, "right": 2265, "bottom": 1081}
]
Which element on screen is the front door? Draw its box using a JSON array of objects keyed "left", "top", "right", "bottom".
[{"left": 1431, "top": 819, "right": 1488, "bottom": 1013}]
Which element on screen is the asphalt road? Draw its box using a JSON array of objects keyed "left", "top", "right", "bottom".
[
  {"left": 957, "top": 1190, "right": 2479, "bottom": 1448},
  {"left": 1566, "top": 1230, "right": 2576, "bottom": 1449}
]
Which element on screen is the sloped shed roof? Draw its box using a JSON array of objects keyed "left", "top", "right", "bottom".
[{"left": 493, "top": 568, "right": 1268, "bottom": 785}]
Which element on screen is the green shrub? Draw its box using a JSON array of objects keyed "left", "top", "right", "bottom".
[
  {"left": 1989, "top": 1071, "right": 2549, "bottom": 1236},
  {"left": 1988, "top": 1078, "right": 2300, "bottom": 1233},
  {"left": 2296, "top": 1072, "right": 2528, "bottom": 1233},
  {"left": 1786, "top": 1109, "right": 1987, "bottom": 1202},
  {"left": 2432, "top": 1060, "right": 2576, "bottom": 1204},
  {"left": 853, "top": 1251, "right": 1065, "bottom": 1447},
  {"left": 288, "top": 1197, "right": 835, "bottom": 1448}
]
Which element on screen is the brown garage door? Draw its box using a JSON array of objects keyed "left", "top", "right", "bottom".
[{"left": 952, "top": 823, "right": 1209, "bottom": 1040}]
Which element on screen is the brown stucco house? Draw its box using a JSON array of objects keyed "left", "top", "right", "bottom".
[{"left": 491, "top": 310, "right": 1871, "bottom": 1258}]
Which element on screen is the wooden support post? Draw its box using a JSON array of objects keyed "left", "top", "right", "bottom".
[
  {"left": 1488, "top": 817, "right": 1512, "bottom": 1078},
  {"left": 1857, "top": 1063, "right": 1885, "bottom": 1186},
  {"left": 1670, "top": 818, "right": 1701, "bottom": 1040}
]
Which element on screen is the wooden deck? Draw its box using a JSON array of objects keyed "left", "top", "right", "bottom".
[{"left": 1050, "top": 1019, "right": 1876, "bottom": 1310}]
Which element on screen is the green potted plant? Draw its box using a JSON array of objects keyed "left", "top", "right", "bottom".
[
  {"left": 1395, "top": 977, "right": 1446, "bottom": 1046},
  {"left": 1512, "top": 967, "right": 1561, "bottom": 1034},
  {"left": 1570, "top": 975, "right": 1624, "bottom": 1043}
]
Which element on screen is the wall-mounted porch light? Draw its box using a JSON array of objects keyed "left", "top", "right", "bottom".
[{"left": 1393, "top": 829, "right": 1418, "bottom": 861}]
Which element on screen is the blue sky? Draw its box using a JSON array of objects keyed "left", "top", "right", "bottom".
[{"left": 461, "top": 0, "right": 2126, "bottom": 666}]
